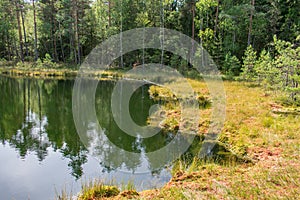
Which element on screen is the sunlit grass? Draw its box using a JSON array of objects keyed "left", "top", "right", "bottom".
[
  {"left": 78, "top": 180, "right": 120, "bottom": 200},
  {"left": 142, "top": 79, "right": 300, "bottom": 199}
]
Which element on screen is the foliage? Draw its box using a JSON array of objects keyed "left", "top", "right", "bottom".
[
  {"left": 241, "top": 45, "right": 257, "bottom": 81},
  {"left": 223, "top": 52, "right": 241, "bottom": 76},
  {"left": 0, "top": 0, "right": 298, "bottom": 74},
  {"left": 254, "top": 49, "right": 280, "bottom": 90},
  {"left": 244, "top": 35, "right": 300, "bottom": 104},
  {"left": 273, "top": 35, "right": 300, "bottom": 102},
  {"left": 198, "top": 28, "right": 217, "bottom": 55}
]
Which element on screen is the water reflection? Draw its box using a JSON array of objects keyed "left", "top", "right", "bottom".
[
  {"left": 0, "top": 75, "right": 173, "bottom": 199},
  {"left": 0, "top": 76, "right": 88, "bottom": 179},
  {"left": 79, "top": 79, "right": 183, "bottom": 174}
]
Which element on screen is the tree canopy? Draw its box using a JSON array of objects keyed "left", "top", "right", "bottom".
[{"left": 0, "top": 0, "right": 298, "bottom": 66}]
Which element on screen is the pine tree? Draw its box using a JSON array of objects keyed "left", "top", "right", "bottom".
[
  {"left": 273, "top": 35, "right": 300, "bottom": 102},
  {"left": 254, "top": 49, "right": 280, "bottom": 90},
  {"left": 223, "top": 52, "right": 241, "bottom": 76},
  {"left": 241, "top": 45, "right": 257, "bottom": 81}
]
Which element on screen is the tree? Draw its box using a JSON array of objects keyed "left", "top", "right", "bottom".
[
  {"left": 214, "top": 0, "right": 220, "bottom": 38},
  {"left": 223, "top": 52, "right": 241, "bottom": 76},
  {"left": 248, "top": 0, "right": 255, "bottom": 46},
  {"left": 20, "top": 2, "right": 29, "bottom": 57},
  {"left": 254, "top": 49, "right": 280, "bottom": 90},
  {"left": 0, "top": 0, "right": 16, "bottom": 60},
  {"left": 241, "top": 45, "right": 257, "bottom": 81},
  {"left": 273, "top": 35, "right": 300, "bottom": 101},
  {"left": 33, "top": 0, "right": 38, "bottom": 61},
  {"left": 0, "top": 0, "right": 298, "bottom": 70},
  {"left": 249, "top": 35, "right": 300, "bottom": 103},
  {"left": 15, "top": 0, "right": 24, "bottom": 62}
]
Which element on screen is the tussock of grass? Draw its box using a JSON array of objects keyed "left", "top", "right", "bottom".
[
  {"left": 55, "top": 187, "right": 74, "bottom": 200},
  {"left": 78, "top": 180, "right": 120, "bottom": 200}
]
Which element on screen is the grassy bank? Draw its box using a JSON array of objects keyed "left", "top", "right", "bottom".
[
  {"left": 138, "top": 80, "right": 300, "bottom": 199},
  {"left": 55, "top": 79, "right": 299, "bottom": 199},
  {"left": 0, "top": 61, "right": 125, "bottom": 79}
]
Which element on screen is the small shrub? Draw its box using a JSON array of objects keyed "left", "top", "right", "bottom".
[
  {"left": 43, "top": 53, "right": 57, "bottom": 68},
  {"left": 35, "top": 58, "right": 43, "bottom": 68}
]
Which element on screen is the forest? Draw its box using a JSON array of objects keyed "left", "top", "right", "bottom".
[
  {"left": 0, "top": 0, "right": 299, "bottom": 102},
  {"left": 0, "top": 1, "right": 298, "bottom": 63}
]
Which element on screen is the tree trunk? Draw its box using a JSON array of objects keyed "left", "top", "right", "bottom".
[
  {"left": 5, "top": 28, "right": 12, "bottom": 60},
  {"left": 58, "top": 21, "right": 65, "bottom": 62},
  {"left": 191, "top": 0, "right": 195, "bottom": 63},
  {"left": 33, "top": 0, "right": 39, "bottom": 61},
  {"left": 248, "top": 0, "right": 255, "bottom": 46},
  {"left": 51, "top": 0, "right": 58, "bottom": 61},
  {"left": 13, "top": 36, "right": 18, "bottom": 59},
  {"left": 69, "top": 25, "right": 75, "bottom": 63},
  {"left": 72, "top": 0, "right": 80, "bottom": 64},
  {"left": 20, "top": 5, "right": 28, "bottom": 57},
  {"left": 191, "top": 0, "right": 195, "bottom": 41},
  {"left": 76, "top": 9, "right": 80, "bottom": 64},
  {"left": 214, "top": 0, "right": 220, "bottom": 39},
  {"left": 108, "top": 0, "right": 111, "bottom": 27},
  {"left": 15, "top": 0, "right": 24, "bottom": 62}
]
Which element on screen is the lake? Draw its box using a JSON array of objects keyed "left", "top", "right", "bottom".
[{"left": 0, "top": 75, "right": 176, "bottom": 200}]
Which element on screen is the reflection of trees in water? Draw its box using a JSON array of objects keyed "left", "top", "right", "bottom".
[
  {"left": 0, "top": 76, "right": 188, "bottom": 179},
  {"left": 0, "top": 76, "right": 87, "bottom": 179},
  {"left": 93, "top": 82, "right": 177, "bottom": 174},
  {"left": 12, "top": 110, "right": 50, "bottom": 161}
]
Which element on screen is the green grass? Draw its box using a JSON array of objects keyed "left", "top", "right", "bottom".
[
  {"left": 78, "top": 180, "right": 120, "bottom": 200},
  {"left": 55, "top": 180, "right": 140, "bottom": 200}
]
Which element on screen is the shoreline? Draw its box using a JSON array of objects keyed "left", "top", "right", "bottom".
[{"left": 0, "top": 65, "right": 125, "bottom": 80}]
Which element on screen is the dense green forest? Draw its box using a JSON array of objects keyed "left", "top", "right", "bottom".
[
  {"left": 0, "top": 0, "right": 299, "bottom": 100},
  {"left": 0, "top": 0, "right": 298, "bottom": 64}
]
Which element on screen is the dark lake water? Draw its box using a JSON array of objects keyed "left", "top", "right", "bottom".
[{"left": 0, "top": 75, "right": 175, "bottom": 200}]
